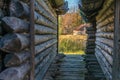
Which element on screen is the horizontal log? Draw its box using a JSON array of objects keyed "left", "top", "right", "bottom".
[
  {"left": 0, "top": 62, "right": 30, "bottom": 80},
  {"left": 86, "top": 31, "right": 96, "bottom": 34},
  {"left": 0, "top": 33, "right": 56, "bottom": 52},
  {"left": 86, "top": 42, "right": 95, "bottom": 46},
  {"left": 96, "top": 0, "right": 114, "bottom": 21},
  {"left": 4, "top": 42, "right": 57, "bottom": 67},
  {"left": 36, "top": 0, "right": 57, "bottom": 19},
  {"left": 35, "top": 39, "right": 57, "bottom": 54},
  {"left": 86, "top": 46, "right": 95, "bottom": 49},
  {"left": 96, "top": 37, "right": 113, "bottom": 48},
  {"left": 87, "top": 39, "right": 96, "bottom": 42},
  {"left": 9, "top": 1, "right": 57, "bottom": 29},
  {"left": 96, "top": 32, "right": 113, "bottom": 39},
  {"left": 97, "top": 23, "right": 114, "bottom": 32},
  {"left": 34, "top": 12, "right": 57, "bottom": 29},
  {"left": 2, "top": 17, "right": 57, "bottom": 34},
  {"left": 35, "top": 53, "right": 51, "bottom": 76},
  {"left": 35, "top": 1, "right": 57, "bottom": 24},
  {"left": 95, "top": 48, "right": 112, "bottom": 73},
  {"left": 4, "top": 51, "right": 30, "bottom": 67},
  {"left": 35, "top": 47, "right": 52, "bottom": 65},
  {"left": 95, "top": 50, "right": 112, "bottom": 80},
  {"left": 85, "top": 49, "right": 95, "bottom": 54},
  {"left": 97, "top": 15, "right": 114, "bottom": 29},
  {"left": 10, "top": 1, "right": 29, "bottom": 17},
  {"left": 96, "top": 45, "right": 113, "bottom": 65},
  {"left": 97, "top": 4, "right": 114, "bottom": 23},
  {"left": 10, "top": 0, "right": 56, "bottom": 24},
  {"left": 95, "top": 41, "right": 113, "bottom": 55},
  {"left": 39, "top": 0, "right": 57, "bottom": 18},
  {"left": 86, "top": 27, "right": 96, "bottom": 31},
  {"left": 35, "top": 50, "right": 56, "bottom": 80}
]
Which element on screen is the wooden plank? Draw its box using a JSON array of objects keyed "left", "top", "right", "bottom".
[{"left": 30, "top": 0, "right": 35, "bottom": 80}]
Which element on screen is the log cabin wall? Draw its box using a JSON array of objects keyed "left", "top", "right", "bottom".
[
  {"left": 95, "top": 0, "right": 114, "bottom": 80},
  {"left": 0, "top": 0, "right": 58, "bottom": 80}
]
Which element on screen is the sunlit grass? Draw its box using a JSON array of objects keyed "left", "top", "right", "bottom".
[
  {"left": 59, "top": 35, "right": 87, "bottom": 55},
  {"left": 64, "top": 50, "right": 85, "bottom": 55}
]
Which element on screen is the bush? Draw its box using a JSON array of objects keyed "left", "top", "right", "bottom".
[{"left": 59, "top": 35, "right": 87, "bottom": 54}]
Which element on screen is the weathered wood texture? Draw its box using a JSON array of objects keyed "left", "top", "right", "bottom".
[
  {"left": 95, "top": 0, "right": 114, "bottom": 80},
  {"left": 0, "top": 0, "right": 58, "bottom": 80},
  {"left": 85, "top": 25, "right": 96, "bottom": 54},
  {"left": 112, "top": 0, "right": 120, "bottom": 80}
]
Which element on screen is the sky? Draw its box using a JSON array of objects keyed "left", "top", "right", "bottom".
[{"left": 65, "top": 0, "right": 79, "bottom": 12}]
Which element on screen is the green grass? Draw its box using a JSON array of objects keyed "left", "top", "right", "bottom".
[{"left": 59, "top": 35, "right": 87, "bottom": 55}]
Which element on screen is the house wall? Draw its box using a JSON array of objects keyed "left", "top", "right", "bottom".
[
  {"left": 0, "top": 0, "right": 57, "bottom": 80},
  {"left": 95, "top": 0, "right": 114, "bottom": 80}
]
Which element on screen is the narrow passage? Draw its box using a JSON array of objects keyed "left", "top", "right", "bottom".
[{"left": 44, "top": 54, "right": 86, "bottom": 80}]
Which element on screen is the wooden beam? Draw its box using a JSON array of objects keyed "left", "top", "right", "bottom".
[
  {"left": 112, "top": 0, "right": 120, "bottom": 80},
  {"left": 30, "top": 0, "right": 35, "bottom": 79}
]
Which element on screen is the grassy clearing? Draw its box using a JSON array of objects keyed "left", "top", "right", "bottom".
[{"left": 59, "top": 35, "right": 87, "bottom": 55}]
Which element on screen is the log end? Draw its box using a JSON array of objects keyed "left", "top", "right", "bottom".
[
  {"left": 4, "top": 54, "right": 20, "bottom": 67},
  {"left": 0, "top": 34, "right": 21, "bottom": 53},
  {"left": 10, "top": 1, "right": 24, "bottom": 17}
]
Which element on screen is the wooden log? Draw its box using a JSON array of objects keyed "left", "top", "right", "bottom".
[
  {"left": 10, "top": 0, "right": 57, "bottom": 24},
  {"left": 86, "top": 42, "right": 95, "bottom": 46},
  {"left": 87, "top": 39, "right": 96, "bottom": 42},
  {"left": 2, "top": 17, "right": 57, "bottom": 34},
  {"left": 35, "top": 53, "right": 51, "bottom": 76},
  {"left": 35, "top": 1, "right": 57, "bottom": 24},
  {"left": 10, "top": 1, "right": 29, "bottom": 17},
  {"left": 95, "top": 50, "right": 112, "bottom": 80},
  {"left": 86, "top": 27, "right": 96, "bottom": 31},
  {"left": 36, "top": 0, "right": 57, "bottom": 20},
  {"left": 86, "top": 31, "right": 96, "bottom": 34},
  {"left": 96, "top": 45, "right": 113, "bottom": 65},
  {"left": 34, "top": 12, "right": 57, "bottom": 29},
  {"left": 97, "top": 4, "right": 114, "bottom": 23},
  {"left": 97, "top": 15, "right": 114, "bottom": 29},
  {"left": 96, "top": 0, "right": 114, "bottom": 21},
  {"left": 0, "top": 62, "right": 30, "bottom": 80},
  {"left": 35, "top": 50, "right": 56, "bottom": 80},
  {"left": 35, "top": 47, "right": 53, "bottom": 65},
  {"left": 40, "top": 0, "right": 57, "bottom": 18},
  {"left": 9, "top": 1, "right": 57, "bottom": 29},
  {"left": 35, "top": 39, "right": 57, "bottom": 54},
  {"left": 96, "top": 37, "right": 113, "bottom": 48},
  {"left": 95, "top": 48, "right": 112, "bottom": 74},
  {"left": 97, "top": 23, "right": 114, "bottom": 32},
  {"left": 96, "top": 32, "right": 113, "bottom": 39},
  {"left": 0, "top": 33, "right": 56, "bottom": 53},
  {"left": 4, "top": 51, "right": 30, "bottom": 67},
  {"left": 4, "top": 43, "right": 56, "bottom": 67},
  {"left": 95, "top": 41, "right": 113, "bottom": 55}
]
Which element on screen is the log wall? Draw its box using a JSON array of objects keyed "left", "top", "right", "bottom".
[
  {"left": 95, "top": 0, "right": 114, "bottom": 80},
  {"left": 0, "top": 0, "right": 57, "bottom": 80}
]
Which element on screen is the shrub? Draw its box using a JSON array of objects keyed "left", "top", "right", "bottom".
[{"left": 59, "top": 35, "right": 87, "bottom": 54}]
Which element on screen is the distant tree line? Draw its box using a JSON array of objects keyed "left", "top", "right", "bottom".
[{"left": 59, "top": 12, "right": 83, "bottom": 35}]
